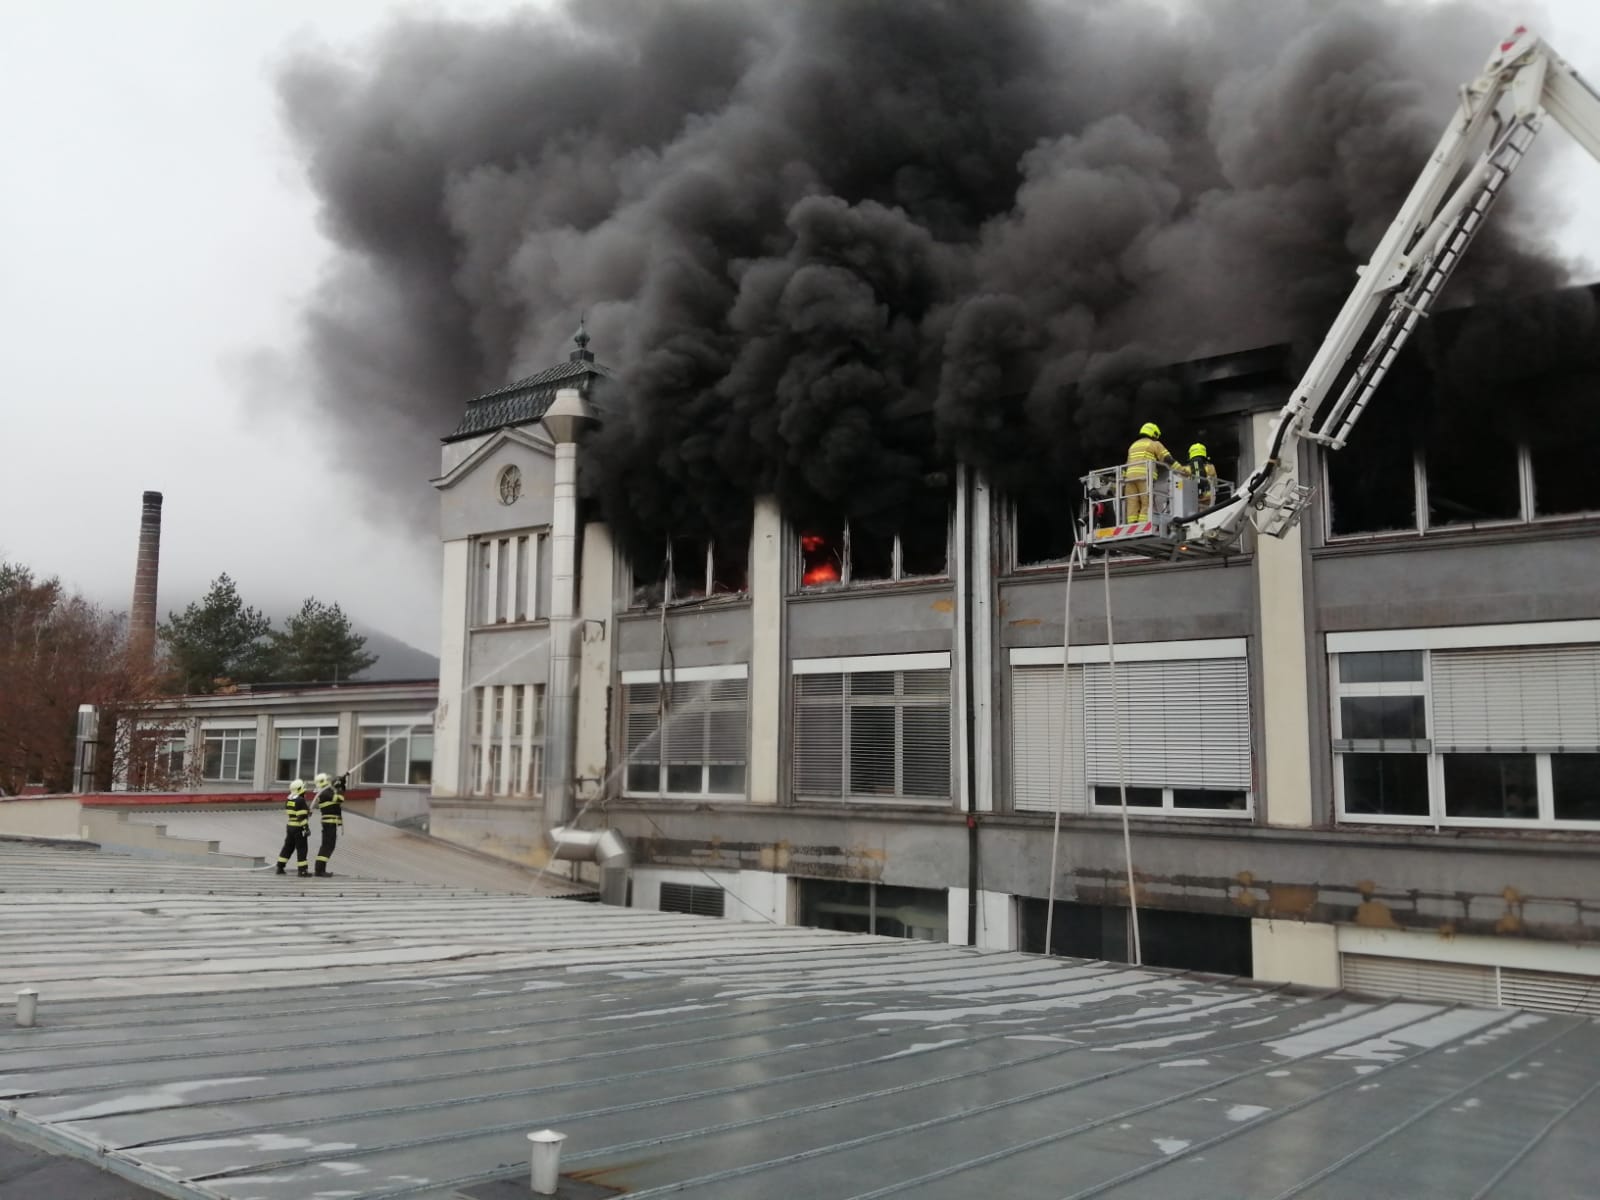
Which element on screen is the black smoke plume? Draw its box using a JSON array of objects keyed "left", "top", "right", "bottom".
[{"left": 278, "top": 0, "right": 1571, "bottom": 555}]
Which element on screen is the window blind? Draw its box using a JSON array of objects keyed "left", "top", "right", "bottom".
[
  {"left": 1081, "top": 658, "right": 1251, "bottom": 791},
  {"left": 1010, "top": 665, "right": 1086, "bottom": 814},
  {"left": 792, "top": 669, "right": 951, "bottom": 800},
  {"left": 1431, "top": 645, "right": 1600, "bottom": 752}
]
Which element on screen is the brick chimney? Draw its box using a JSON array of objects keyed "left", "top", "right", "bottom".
[{"left": 130, "top": 490, "right": 163, "bottom": 668}]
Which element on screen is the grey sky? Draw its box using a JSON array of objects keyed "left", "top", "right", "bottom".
[{"left": 3, "top": 0, "right": 1598, "bottom": 654}]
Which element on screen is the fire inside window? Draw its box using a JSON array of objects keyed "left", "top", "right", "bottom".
[{"left": 799, "top": 501, "right": 950, "bottom": 589}]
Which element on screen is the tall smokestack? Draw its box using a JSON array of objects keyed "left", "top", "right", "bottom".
[{"left": 130, "top": 490, "right": 163, "bottom": 669}]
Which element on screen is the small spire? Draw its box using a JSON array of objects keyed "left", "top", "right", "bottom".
[{"left": 570, "top": 315, "right": 594, "bottom": 363}]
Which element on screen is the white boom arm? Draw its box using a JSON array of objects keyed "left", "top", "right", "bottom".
[{"left": 1188, "top": 27, "right": 1600, "bottom": 547}]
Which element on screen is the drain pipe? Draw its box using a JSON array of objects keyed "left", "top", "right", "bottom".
[
  {"left": 547, "top": 825, "right": 631, "bottom": 906},
  {"left": 541, "top": 384, "right": 599, "bottom": 833}
]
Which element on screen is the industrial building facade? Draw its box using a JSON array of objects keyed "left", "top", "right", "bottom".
[{"left": 431, "top": 321, "right": 1600, "bottom": 1009}]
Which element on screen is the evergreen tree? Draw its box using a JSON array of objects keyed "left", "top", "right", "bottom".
[
  {"left": 158, "top": 573, "right": 273, "bottom": 693},
  {"left": 267, "top": 598, "right": 376, "bottom": 683}
]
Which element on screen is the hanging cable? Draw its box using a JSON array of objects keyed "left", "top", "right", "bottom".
[
  {"left": 1104, "top": 553, "right": 1142, "bottom": 966},
  {"left": 1044, "top": 547, "right": 1078, "bottom": 958}
]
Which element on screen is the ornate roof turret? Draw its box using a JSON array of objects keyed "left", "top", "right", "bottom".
[{"left": 443, "top": 318, "right": 613, "bottom": 443}]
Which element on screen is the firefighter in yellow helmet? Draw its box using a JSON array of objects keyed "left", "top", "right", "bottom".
[
  {"left": 275, "top": 779, "right": 311, "bottom": 876},
  {"left": 313, "top": 773, "right": 344, "bottom": 877},
  {"left": 1123, "top": 421, "right": 1179, "bottom": 524},
  {"left": 1188, "top": 442, "right": 1219, "bottom": 509}
]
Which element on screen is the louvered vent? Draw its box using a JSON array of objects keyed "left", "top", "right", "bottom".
[{"left": 659, "top": 882, "right": 727, "bottom": 918}]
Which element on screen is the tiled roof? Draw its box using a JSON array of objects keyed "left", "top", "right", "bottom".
[{"left": 444, "top": 356, "right": 615, "bottom": 444}]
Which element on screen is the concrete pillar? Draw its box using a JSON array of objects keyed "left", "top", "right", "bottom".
[
  {"left": 433, "top": 539, "right": 471, "bottom": 799},
  {"left": 573, "top": 520, "right": 615, "bottom": 802},
  {"left": 1251, "top": 411, "right": 1315, "bottom": 827},
  {"left": 1251, "top": 919, "right": 1339, "bottom": 987},
  {"left": 748, "top": 497, "right": 783, "bottom": 804}
]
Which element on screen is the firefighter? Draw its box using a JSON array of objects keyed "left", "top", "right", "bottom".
[
  {"left": 312, "top": 772, "right": 342, "bottom": 877},
  {"left": 1124, "top": 422, "right": 1180, "bottom": 523},
  {"left": 1188, "top": 442, "right": 1219, "bottom": 508},
  {"left": 275, "top": 779, "right": 311, "bottom": 876}
]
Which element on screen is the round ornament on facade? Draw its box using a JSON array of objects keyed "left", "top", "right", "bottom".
[{"left": 498, "top": 465, "right": 522, "bottom": 505}]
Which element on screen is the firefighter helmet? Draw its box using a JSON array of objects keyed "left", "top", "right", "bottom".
[
  {"left": 290, "top": 779, "right": 306, "bottom": 796},
  {"left": 314, "top": 772, "right": 331, "bottom": 789},
  {"left": 1188, "top": 443, "right": 1208, "bottom": 459},
  {"left": 1139, "top": 422, "right": 1161, "bottom": 438}
]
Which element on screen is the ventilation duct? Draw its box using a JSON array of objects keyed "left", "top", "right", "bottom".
[{"left": 546, "top": 825, "right": 630, "bottom": 906}]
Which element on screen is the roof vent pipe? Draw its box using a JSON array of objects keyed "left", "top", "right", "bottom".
[
  {"left": 16, "top": 988, "right": 38, "bottom": 1028},
  {"left": 527, "top": 1128, "right": 567, "bottom": 1195},
  {"left": 547, "top": 826, "right": 630, "bottom": 906}
]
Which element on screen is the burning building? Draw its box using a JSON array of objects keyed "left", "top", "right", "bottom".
[{"left": 292, "top": 1, "right": 1600, "bottom": 1005}]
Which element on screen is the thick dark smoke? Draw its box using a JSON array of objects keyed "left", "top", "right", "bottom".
[{"left": 278, "top": 0, "right": 1571, "bottom": 554}]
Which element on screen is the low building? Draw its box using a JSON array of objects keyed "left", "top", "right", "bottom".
[
  {"left": 121, "top": 680, "right": 439, "bottom": 826},
  {"left": 430, "top": 299, "right": 1600, "bottom": 1011}
]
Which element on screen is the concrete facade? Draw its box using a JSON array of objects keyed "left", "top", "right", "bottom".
[{"left": 432, "top": 331, "right": 1600, "bottom": 1010}]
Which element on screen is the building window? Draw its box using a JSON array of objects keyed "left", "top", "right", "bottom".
[
  {"left": 358, "top": 723, "right": 434, "bottom": 786},
  {"left": 497, "top": 464, "right": 522, "bottom": 505},
  {"left": 469, "top": 684, "right": 545, "bottom": 796},
  {"left": 201, "top": 727, "right": 256, "bottom": 783},
  {"left": 630, "top": 534, "right": 750, "bottom": 609},
  {"left": 274, "top": 725, "right": 338, "bottom": 784},
  {"left": 1332, "top": 639, "right": 1600, "bottom": 828},
  {"left": 1326, "top": 423, "right": 1599, "bottom": 539},
  {"left": 475, "top": 529, "right": 550, "bottom": 625},
  {"left": 1009, "top": 644, "right": 1252, "bottom": 817},
  {"left": 1018, "top": 899, "right": 1252, "bottom": 976},
  {"left": 797, "top": 880, "right": 949, "bottom": 940},
  {"left": 792, "top": 656, "right": 951, "bottom": 802},
  {"left": 659, "top": 882, "right": 727, "bottom": 917},
  {"left": 622, "top": 670, "right": 748, "bottom": 799},
  {"left": 795, "top": 495, "right": 951, "bottom": 591},
  {"left": 127, "top": 727, "right": 189, "bottom": 791}
]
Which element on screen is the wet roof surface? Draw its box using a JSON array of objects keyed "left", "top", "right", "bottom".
[{"left": 2, "top": 841, "right": 1598, "bottom": 1200}]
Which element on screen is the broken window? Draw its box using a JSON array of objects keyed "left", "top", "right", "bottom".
[
  {"left": 1012, "top": 491, "right": 1077, "bottom": 568},
  {"left": 797, "top": 879, "right": 949, "bottom": 940},
  {"left": 631, "top": 531, "right": 751, "bottom": 608},
  {"left": 796, "top": 502, "right": 950, "bottom": 590},
  {"left": 1326, "top": 382, "right": 1421, "bottom": 536},
  {"left": 1425, "top": 418, "right": 1522, "bottom": 526}
]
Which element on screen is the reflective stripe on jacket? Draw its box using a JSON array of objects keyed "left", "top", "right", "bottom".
[
  {"left": 1125, "top": 436, "right": 1174, "bottom": 479},
  {"left": 316, "top": 786, "right": 343, "bottom": 826},
  {"left": 285, "top": 796, "right": 310, "bottom": 828}
]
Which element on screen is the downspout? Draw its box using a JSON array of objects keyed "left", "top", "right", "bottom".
[
  {"left": 957, "top": 465, "right": 979, "bottom": 945},
  {"left": 541, "top": 386, "right": 598, "bottom": 832}
]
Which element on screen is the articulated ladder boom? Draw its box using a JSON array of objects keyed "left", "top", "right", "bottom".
[{"left": 1088, "top": 28, "right": 1600, "bottom": 558}]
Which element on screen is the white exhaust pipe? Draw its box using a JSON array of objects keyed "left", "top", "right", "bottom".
[
  {"left": 16, "top": 988, "right": 38, "bottom": 1028},
  {"left": 527, "top": 1128, "right": 567, "bottom": 1194},
  {"left": 547, "top": 825, "right": 630, "bottom": 906}
]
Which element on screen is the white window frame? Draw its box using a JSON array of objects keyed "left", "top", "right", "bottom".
[
  {"left": 200, "top": 725, "right": 257, "bottom": 783},
  {"left": 1009, "top": 639, "right": 1253, "bottom": 819},
  {"left": 794, "top": 513, "right": 951, "bottom": 592},
  {"left": 272, "top": 722, "right": 339, "bottom": 784},
  {"left": 468, "top": 684, "right": 545, "bottom": 797},
  {"left": 621, "top": 664, "right": 749, "bottom": 801},
  {"left": 474, "top": 528, "right": 550, "bottom": 626},
  {"left": 790, "top": 652, "right": 954, "bottom": 804},
  {"left": 355, "top": 714, "right": 435, "bottom": 786},
  {"left": 1329, "top": 623, "right": 1600, "bottom": 831}
]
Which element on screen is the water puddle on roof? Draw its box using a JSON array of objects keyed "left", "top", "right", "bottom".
[
  {"left": 1226, "top": 1103, "right": 1270, "bottom": 1122},
  {"left": 1153, "top": 1137, "right": 1192, "bottom": 1155},
  {"left": 1159, "top": 1058, "right": 1211, "bottom": 1068},
  {"left": 140, "top": 1133, "right": 358, "bottom": 1156},
  {"left": 875, "top": 1039, "right": 966, "bottom": 1060}
]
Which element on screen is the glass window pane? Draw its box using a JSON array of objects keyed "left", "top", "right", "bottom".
[
  {"left": 799, "top": 525, "right": 844, "bottom": 588},
  {"left": 409, "top": 731, "right": 434, "bottom": 786},
  {"left": 1339, "top": 652, "right": 1424, "bottom": 684},
  {"left": 1340, "top": 696, "right": 1427, "bottom": 741},
  {"left": 626, "top": 763, "right": 659, "bottom": 794},
  {"left": 276, "top": 733, "right": 296, "bottom": 782},
  {"left": 1342, "top": 754, "right": 1429, "bottom": 816},
  {"left": 1093, "top": 786, "right": 1163, "bottom": 807},
  {"left": 848, "top": 707, "right": 897, "bottom": 795},
  {"left": 317, "top": 737, "right": 338, "bottom": 778},
  {"left": 708, "top": 764, "right": 745, "bottom": 794},
  {"left": 898, "top": 492, "right": 950, "bottom": 578},
  {"left": 1173, "top": 789, "right": 1247, "bottom": 810},
  {"left": 237, "top": 735, "right": 256, "bottom": 781},
  {"left": 223, "top": 739, "right": 239, "bottom": 780},
  {"left": 299, "top": 741, "right": 318, "bottom": 779},
  {"left": 1426, "top": 439, "right": 1521, "bottom": 527},
  {"left": 1443, "top": 753, "right": 1538, "bottom": 819},
  {"left": 361, "top": 735, "right": 387, "bottom": 783},
  {"left": 711, "top": 532, "right": 750, "bottom": 595},
  {"left": 1327, "top": 387, "right": 1418, "bottom": 536},
  {"left": 669, "top": 537, "right": 708, "bottom": 601},
  {"left": 1530, "top": 436, "right": 1592, "bottom": 516},
  {"left": 1552, "top": 754, "right": 1600, "bottom": 821},
  {"left": 850, "top": 671, "right": 895, "bottom": 697},
  {"left": 665, "top": 764, "right": 702, "bottom": 793},
  {"left": 203, "top": 739, "right": 223, "bottom": 779}
]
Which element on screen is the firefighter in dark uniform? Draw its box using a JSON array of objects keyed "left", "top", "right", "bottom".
[
  {"left": 313, "top": 772, "right": 344, "bottom": 877},
  {"left": 276, "top": 779, "right": 311, "bottom": 876}
]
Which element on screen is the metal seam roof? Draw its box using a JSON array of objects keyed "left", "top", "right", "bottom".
[{"left": 2, "top": 841, "right": 1598, "bottom": 1200}]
